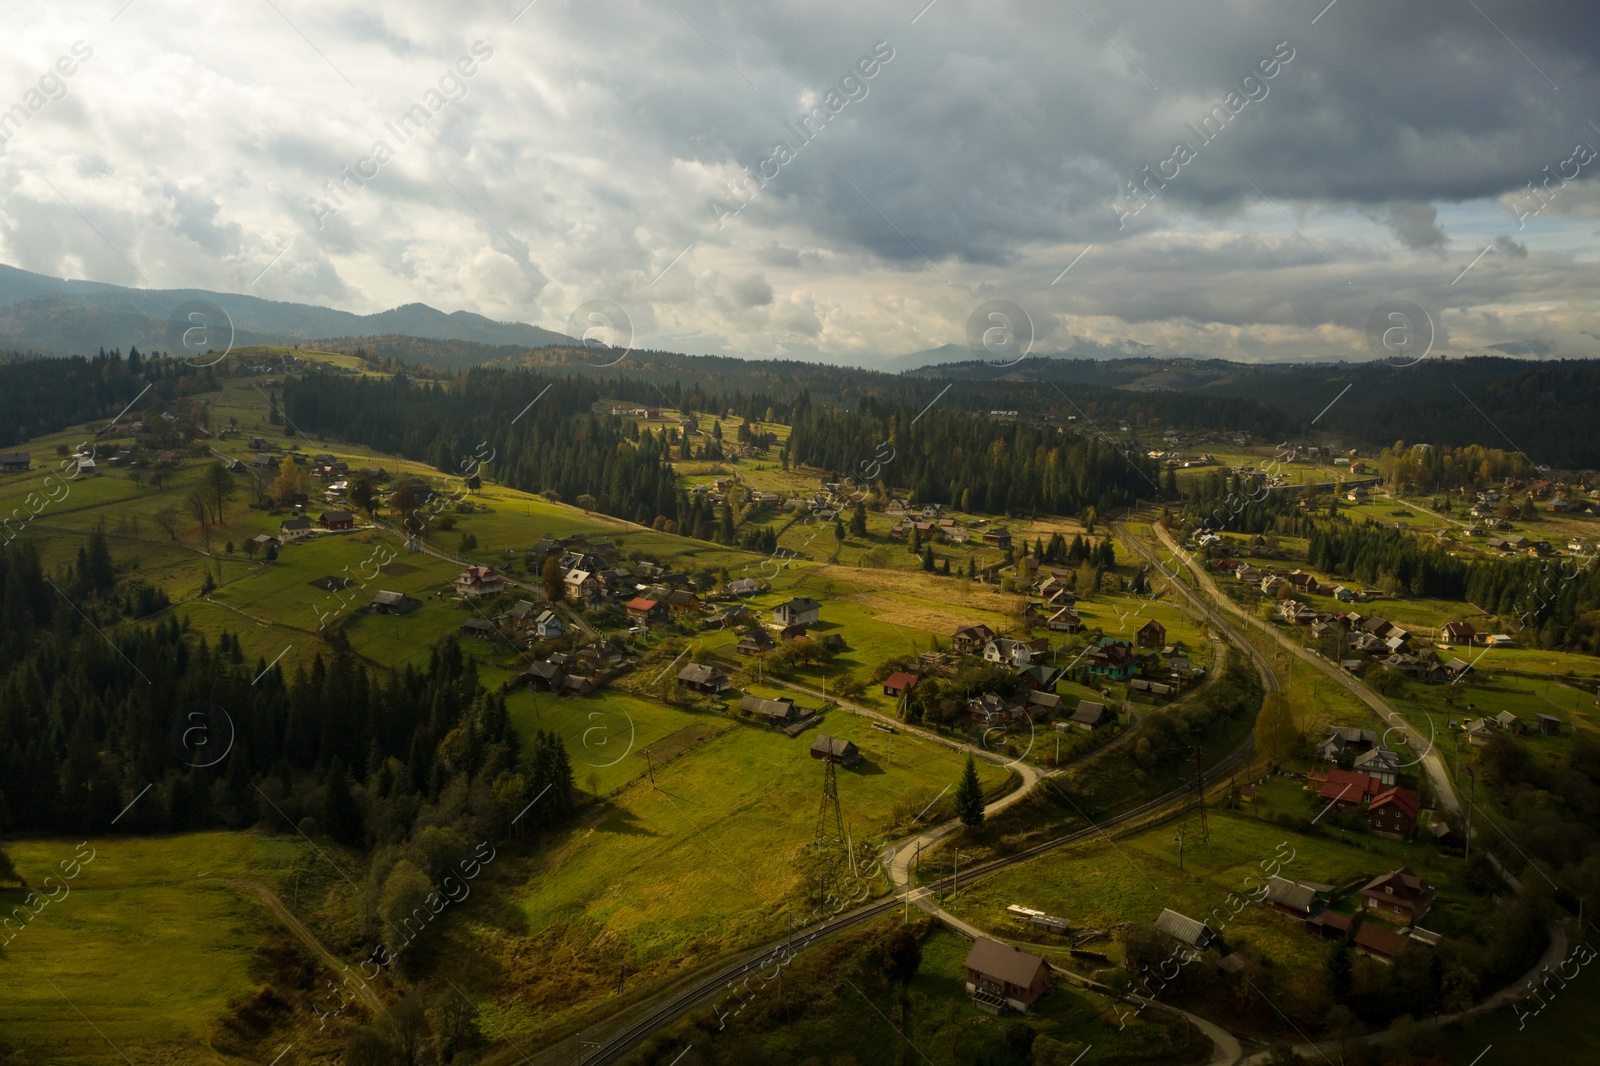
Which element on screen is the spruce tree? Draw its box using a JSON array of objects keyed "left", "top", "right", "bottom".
[{"left": 955, "top": 754, "right": 985, "bottom": 826}]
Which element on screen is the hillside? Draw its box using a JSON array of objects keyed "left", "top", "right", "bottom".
[{"left": 0, "top": 263, "right": 573, "bottom": 358}]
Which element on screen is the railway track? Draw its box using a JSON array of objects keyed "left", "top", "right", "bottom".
[{"left": 565, "top": 519, "right": 1272, "bottom": 1065}]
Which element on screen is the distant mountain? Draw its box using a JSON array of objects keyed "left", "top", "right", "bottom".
[
  {"left": 0, "top": 263, "right": 574, "bottom": 358},
  {"left": 873, "top": 338, "right": 1159, "bottom": 375}
]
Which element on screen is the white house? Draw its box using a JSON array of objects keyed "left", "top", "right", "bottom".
[{"left": 772, "top": 597, "right": 821, "bottom": 627}]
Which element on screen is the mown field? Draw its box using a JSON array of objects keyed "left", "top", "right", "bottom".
[{"left": 0, "top": 833, "right": 302, "bottom": 1057}]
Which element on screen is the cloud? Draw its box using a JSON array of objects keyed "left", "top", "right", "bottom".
[
  {"left": 0, "top": 0, "right": 1593, "bottom": 363},
  {"left": 730, "top": 272, "right": 774, "bottom": 307},
  {"left": 1364, "top": 202, "right": 1448, "bottom": 250}
]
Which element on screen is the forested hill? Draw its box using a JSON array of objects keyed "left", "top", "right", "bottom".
[
  {"left": 282, "top": 368, "right": 1159, "bottom": 525},
  {"left": 0, "top": 351, "right": 217, "bottom": 449}
]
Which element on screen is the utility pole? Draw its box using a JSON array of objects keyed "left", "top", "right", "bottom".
[{"left": 1464, "top": 767, "right": 1476, "bottom": 862}]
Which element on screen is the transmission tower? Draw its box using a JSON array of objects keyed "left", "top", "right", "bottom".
[
  {"left": 1178, "top": 741, "right": 1210, "bottom": 853},
  {"left": 816, "top": 758, "right": 846, "bottom": 852}
]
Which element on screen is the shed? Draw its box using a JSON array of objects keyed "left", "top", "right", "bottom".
[
  {"left": 1154, "top": 908, "right": 1216, "bottom": 950},
  {"left": 809, "top": 734, "right": 861, "bottom": 766}
]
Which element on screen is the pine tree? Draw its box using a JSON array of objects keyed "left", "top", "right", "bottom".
[
  {"left": 955, "top": 755, "right": 985, "bottom": 826},
  {"left": 322, "top": 758, "right": 364, "bottom": 845}
]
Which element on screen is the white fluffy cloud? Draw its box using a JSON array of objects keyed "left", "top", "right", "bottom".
[{"left": 0, "top": 0, "right": 1596, "bottom": 363}]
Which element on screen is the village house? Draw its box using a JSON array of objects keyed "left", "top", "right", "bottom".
[
  {"left": 725, "top": 577, "right": 762, "bottom": 598},
  {"left": 953, "top": 623, "right": 997, "bottom": 655},
  {"left": 278, "top": 516, "right": 312, "bottom": 541},
  {"left": 0, "top": 452, "right": 31, "bottom": 473},
  {"left": 499, "top": 599, "right": 541, "bottom": 634},
  {"left": 1315, "top": 768, "right": 1384, "bottom": 807},
  {"left": 456, "top": 565, "right": 505, "bottom": 598},
  {"left": 532, "top": 609, "right": 564, "bottom": 640},
  {"left": 1441, "top": 621, "right": 1477, "bottom": 645},
  {"left": 1084, "top": 638, "right": 1138, "bottom": 681},
  {"left": 677, "top": 663, "right": 731, "bottom": 695},
  {"left": 1353, "top": 921, "right": 1412, "bottom": 962},
  {"left": 968, "top": 692, "right": 1021, "bottom": 727},
  {"left": 1317, "top": 726, "right": 1378, "bottom": 762},
  {"left": 1135, "top": 619, "right": 1167, "bottom": 648},
  {"left": 665, "top": 589, "right": 702, "bottom": 616},
  {"left": 1353, "top": 747, "right": 1402, "bottom": 786},
  {"left": 625, "top": 596, "right": 665, "bottom": 623},
  {"left": 772, "top": 597, "right": 822, "bottom": 627},
  {"left": 982, "top": 527, "right": 1012, "bottom": 550},
  {"left": 983, "top": 636, "right": 1049, "bottom": 668},
  {"left": 1494, "top": 710, "right": 1526, "bottom": 735},
  {"left": 318, "top": 509, "right": 355, "bottom": 531},
  {"left": 1047, "top": 607, "right": 1083, "bottom": 633},
  {"left": 882, "top": 671, "right": 920, "bottom": 697},
  {"left": 1368, "top": 786, "right": 1420, "bottom": 841},
  {"left": 736, "top": 629, "right": 775, "bottom": 656},
  {"left": 1360, "top": 867, "right": 1435, "bottom": 922},
  {"left": 962, "top": 938, "right": 1050, "bottom": 1013},
  {"left": 564, "top": 569, "right": 600, "bottom": 601}
]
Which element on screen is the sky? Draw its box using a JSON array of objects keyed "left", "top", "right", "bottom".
[{"left": 1, "top": 0, "right": 1597, "bottom": 365}]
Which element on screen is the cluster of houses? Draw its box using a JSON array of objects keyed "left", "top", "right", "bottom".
[
  {"left": 901, "top": 612, "right": 1198, "bottom": 733},
  {"left": 518, "top": 639, "right": 631, "bottom": 697},
  {"left": 1460, "top": 709, "right": 1563, "bottom": 747},
  {"left": 1212, "top": 560, "right": 1373, "bottom": 606},
  {"left": 1154, "top": 864, "right": 1439, "bottom": 964}
]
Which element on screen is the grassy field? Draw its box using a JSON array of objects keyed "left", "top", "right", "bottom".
[
  {"left": 466, "top": 701, "right": 1014, "bottom": 1043},
  {"left": 0, "top": 833, "right": 302, "bottom": 1055}
]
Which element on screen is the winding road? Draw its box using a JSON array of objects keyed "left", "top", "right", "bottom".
[{"left": 1138, "top": 521, "right": 1458, "bottom": 811}]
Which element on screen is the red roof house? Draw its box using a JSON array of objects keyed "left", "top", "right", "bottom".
[
  {"left": 1360, "top": 867, "right": 1435, "bottom": 922},
  {"left": 882, "top": 672, "right": 920, "bottom": 697},
  {"left": 1315, "top": 768, "right": 1384, "bottom": 806},
  {"left": 1368, "top": 786, "right": 1420, "bottom": 841},
  {"left": 1354, "top": 921, "right": 1411, "bottom": 961}
]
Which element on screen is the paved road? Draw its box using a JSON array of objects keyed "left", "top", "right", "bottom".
[{"left": 1140, "top": 522, "right": 1458, "bottom": 812}]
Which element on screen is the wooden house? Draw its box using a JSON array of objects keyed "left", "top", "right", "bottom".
[{"left": 962, "top": 938, "right": 1049, "bottom": 1013}]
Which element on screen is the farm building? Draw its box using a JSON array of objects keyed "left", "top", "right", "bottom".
[
  {"left": 677, "top": 663, "right": 731, "bottom": 695},
  {"left": 1066, "top": 700, "right": 1110, "bottom": 731},
  {"left": 1154, "top": 908, "right": 1217, "bottom": 950},
  {"left": 810, "top": 734, "right": 861, "bottom": 766},
  {"left": 1353, "top": 921, "right": 1411, "bottom": 962},
  {"left": 459, "top": 618, "right": 497, "bottom": 641},
  {"left": 741, "top": 695, "right": 800, "bottom": 726},
  {"left": 368, "top": 590, "right": 420, "bottom": 615}
]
